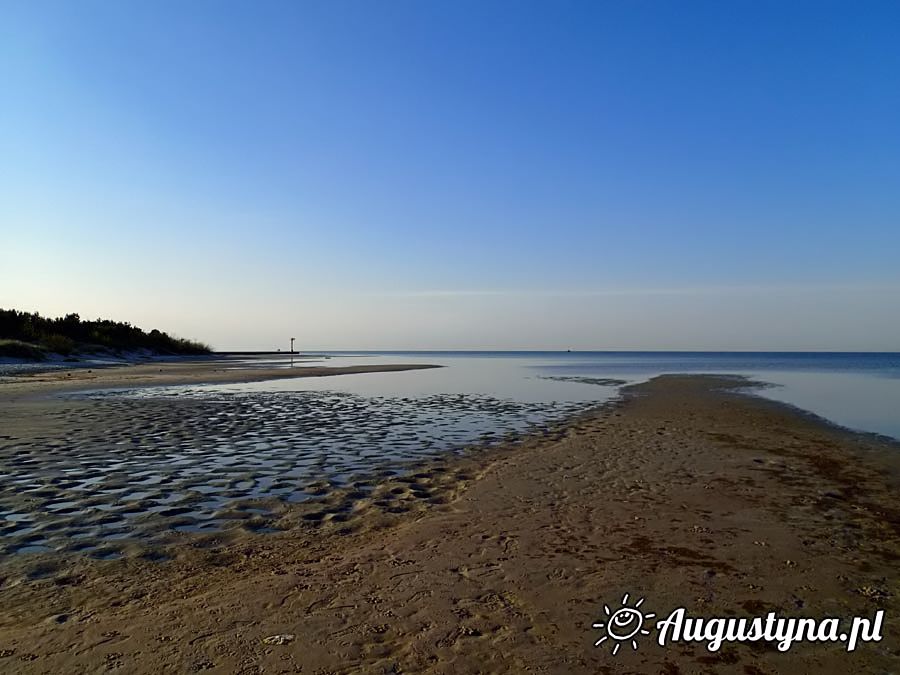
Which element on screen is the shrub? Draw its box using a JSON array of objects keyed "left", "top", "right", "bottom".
[
  {"left": 0, "top": 339, "right": 47, "bottom": 360},
  {"left": 43, "top": 333, "right": 76, "bottom": 355}
]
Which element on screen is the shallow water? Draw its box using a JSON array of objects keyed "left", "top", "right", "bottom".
[
  {"left": 2, "top": 350, "right": 897, "bottom": 558},
  {"left": 208, "top": 351, "right": 900, "bottom": 439},
  {"left": 0, "top": 370, "right": 606, "bottom": 556},
  {"left": 507, "top": 351, "right": 900, "bottom": 439}
]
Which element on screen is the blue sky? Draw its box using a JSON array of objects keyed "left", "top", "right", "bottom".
[{"left": 2, "top": 1, "right": 898, "bottom": 350}]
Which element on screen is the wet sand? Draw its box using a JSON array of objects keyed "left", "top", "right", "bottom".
[
  {"left": 1, "top": 375, "right": 899, "bottom": 673},
  {"left": 0, "top": 358, "right": 441, "bottom": 402},
  {"left": 0, "top": 381, "right": 586, "bottom": 556}
]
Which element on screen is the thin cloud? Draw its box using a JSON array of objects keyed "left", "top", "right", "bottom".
[{"left": 377, "top": 283, "right": 900, "bottom": 299}]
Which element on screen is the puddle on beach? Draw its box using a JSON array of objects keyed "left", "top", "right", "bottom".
[{"left": 0, "top": 374, "right": 613, "bottom": 558}]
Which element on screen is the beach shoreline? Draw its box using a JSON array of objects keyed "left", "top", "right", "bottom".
[
  {"left": 0, "top": 357, "right": 442, "bottom": 403},
  {"left": 0, "top": 374, "right": 897, "bottom": 672}
]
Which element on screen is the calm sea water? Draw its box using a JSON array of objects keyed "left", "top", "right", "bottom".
[{"left": 216, "top": 351, "right": 900, "bottom": 441}]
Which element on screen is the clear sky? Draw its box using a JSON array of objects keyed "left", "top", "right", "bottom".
[{"left": 2, "top": 0, "right": 898, "bottom": 350}]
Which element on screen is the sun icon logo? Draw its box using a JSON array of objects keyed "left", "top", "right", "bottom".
[{"left": 592, "top": 593, "right": 655, "bottom": 655}]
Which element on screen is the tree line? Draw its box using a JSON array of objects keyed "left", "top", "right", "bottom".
[{"left": 0, "top": 308, "right": 211, "bottom": 356}]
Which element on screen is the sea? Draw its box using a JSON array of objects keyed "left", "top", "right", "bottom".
[{"left": 214, "top": 351, "right": 900, "bottom": 441}]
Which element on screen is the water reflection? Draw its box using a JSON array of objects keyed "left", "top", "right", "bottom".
[
  {"left": 3, "top": 351, "right": 897, "bottom": 558},
  {"left": 205, "top": 351, "right": 900, "bottom": 440}
]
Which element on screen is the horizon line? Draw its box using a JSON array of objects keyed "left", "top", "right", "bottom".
[{"left": 213, "top": 348, "right": 900, "bottom": 354}]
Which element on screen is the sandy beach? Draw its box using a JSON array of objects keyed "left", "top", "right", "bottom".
[
  {"left": 0, "top": 358, "right": 442, "bottom": 402},
  {"left": 0, "top": 367, "right": 897, "bottom": 673}
]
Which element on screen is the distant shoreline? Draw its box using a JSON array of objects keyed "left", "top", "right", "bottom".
[{"left": 0, "top": 355, "right": 442, "bottom": 401}]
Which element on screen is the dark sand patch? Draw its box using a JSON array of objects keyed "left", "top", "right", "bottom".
[{"left": 0, "top": 388, "right": 592, "bottom": 557}]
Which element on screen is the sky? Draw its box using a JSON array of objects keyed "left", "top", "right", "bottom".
[{"left": 1, "top": 0, "right": 899, "bottom": 351}]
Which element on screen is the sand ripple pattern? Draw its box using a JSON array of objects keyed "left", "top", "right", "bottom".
[{"left": 1, "top": 388, "right": 594, "bottom": 558}]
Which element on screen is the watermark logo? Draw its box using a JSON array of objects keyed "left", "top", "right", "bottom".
[
  {"left": 592, "top": 594, "right": 884, "bottom": 655},
  {"left": 592, "top": 593, "right": 656, "bottom": 655}
]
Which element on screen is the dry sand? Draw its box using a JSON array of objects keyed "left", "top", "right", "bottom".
[{"left": 0, "top": 372, "right": 898, "bottom": 673}]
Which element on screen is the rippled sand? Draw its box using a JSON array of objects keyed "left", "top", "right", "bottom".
[
  {"left": 1, "top": 387, "right": 589, "bottom": 558},
  {"left": 1, "top": 368, "right": 898, "bottom": 673}
]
